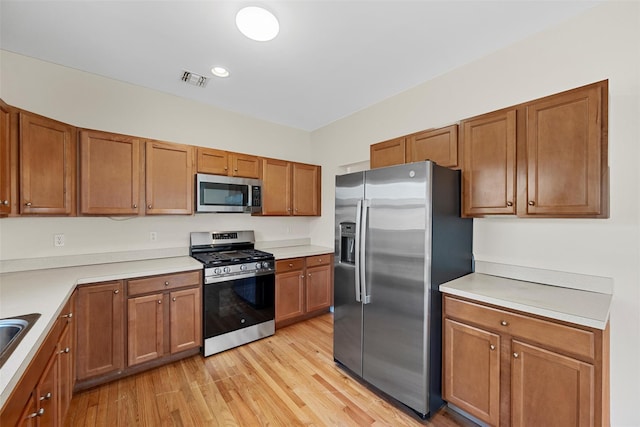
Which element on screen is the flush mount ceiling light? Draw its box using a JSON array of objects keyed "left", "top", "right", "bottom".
[
  {"left": 235, "top": 6, "right": 279, "bottom": 41},
  {"left": 211, "top": 66, "right": 230, "bottom": 78}
]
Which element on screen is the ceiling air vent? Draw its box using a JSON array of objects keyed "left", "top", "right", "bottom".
[{"left": 180, "top": 70, "right": 209, "bottom": 88}]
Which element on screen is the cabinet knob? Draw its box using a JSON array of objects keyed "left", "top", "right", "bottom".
[
  {"left": 60, "top": 347, "right": 70, "bottom": 354},
  {"left": 234, "top": 168, "right": 238, "bottom": 172},
  {"left": 513, "top": 352, "right": 519, "bottom": 359},
  {"left": 172, "top": 297, "right": 177, "bottom": 302},
  {"left": 26, "top": 408, "right": 45, "bottom": 418},
  {"left": 40, "top": 392, "right": 52, "bottom": 401},
  {"left": 148, "top": 204, "right": 152, "bottom": 209},
  {"left": 164, "top": 281, "right": 170, "bottom": 286},
  {"left": 506, "top": 201, "right": 513, "bottom": 207},
  {"left": 528, "top": 201, "right": 535, "bottom": 206},
  {"left": 114, "top": 289, "right": 119, "bottom": 294},
  {"left": 1, "top": 200, "right": 8, "bottom": 206},
  {"left": 500, "top": 320, "right": 508, "bottom": 326},
  {"left": 288, "top": 263, "right": 293, "bottom": 268},
  {"left": 133, "top": 204, "right": 137, "bottom": 208},
  {"left": 61, "top": 312, "right": 73, "bottom": 319},
  {"left": 158, "top": 300, "right": 162, "bottom": 304},
  {"left": 308, "top": 273, "right": 312, "bottom": 277},
  {"left": 300, "top": 275, "right": 305, "bottom": 279},
  {"left": 490, "top": 344, "right": 496, "bottom": 350},
  {"left": 25, "top": 202, "right": 32, "bottom": 207}
]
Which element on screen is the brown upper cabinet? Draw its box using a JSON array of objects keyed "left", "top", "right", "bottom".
[
  {"left": 80, "top": 130, "right": 143, "bottom": 215},
  {"left": 145, "top": 140, "right": 193, "bottom": 215},
  {"left": 0, "top": 100, "right": 12, "bottom": 215},
  {"left": 19, "top": 111, "right": 77, "bottom": 215},
  {"left": 196, "top": 147, "right": 260, "bottom": 179},
  {"left": 370, "top": 136, "right": 406, "bottom": 169},
  {"left": 261, "top": 158, "right": 321, "bottom": 216},
  {"left": 407, "top": 124, "right": 459, "bottom": 168},
  {"left": 461, "top": 108, "right": 517, "bottom": 216},
  {"left": 462, "top": 80, "right": 608, "bottom": 218}
]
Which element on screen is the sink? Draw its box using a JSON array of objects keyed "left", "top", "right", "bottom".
[{"left": 0, "top": 313, "right": 41, "bottom": 368}]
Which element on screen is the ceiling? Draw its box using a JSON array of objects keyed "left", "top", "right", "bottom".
[{"left": 0, "top": 1, "right": 602, "bottom": 131}]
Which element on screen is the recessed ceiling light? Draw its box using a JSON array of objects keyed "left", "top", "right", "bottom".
[
  {"left": 235, "top": 6, "right": 279, "bottom": 42},
  {"left": 211, "top": 66, "right": 230, "bottom": 78}
]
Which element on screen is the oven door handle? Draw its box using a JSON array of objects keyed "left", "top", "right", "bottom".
[{"left": 204, "top": 269, "right": 275, "bottom": 284}]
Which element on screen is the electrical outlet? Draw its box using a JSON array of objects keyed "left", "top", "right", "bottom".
[
  {"left": 150, "top": 231, "right": 157, "bottom": 242},
  {"left": 54, "top": 233, "right": 65, "bottom": 247}
]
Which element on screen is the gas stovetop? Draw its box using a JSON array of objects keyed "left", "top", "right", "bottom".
[
  {"left": 190, "top": 249, "right": 273, "bottom": 268},
  {"left": 189, "top": 231, "right": 275, "bottom": 283}
]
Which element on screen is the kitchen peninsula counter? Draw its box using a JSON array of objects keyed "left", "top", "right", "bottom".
[{"left": 0, "top": 256, "right": 202, "bottom": 408}]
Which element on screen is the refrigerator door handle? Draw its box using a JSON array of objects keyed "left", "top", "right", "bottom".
[
  {"left": 354, "top": 199, "right": 363, "bottom": 302},
  {"left": 360, "top": 199, "right": 371, "bottom": 304}
]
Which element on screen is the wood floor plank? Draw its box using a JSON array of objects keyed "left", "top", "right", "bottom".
[{"left": 65, "top": 313, "right": 476, "bottom": 426}]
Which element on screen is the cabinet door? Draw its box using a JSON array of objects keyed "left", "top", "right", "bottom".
[
  {"left": 145, "top": 140, "right": 193, "bottom": 214},
  {"left": 0, "top": 101, "right": 12, "bottom": 215},
  {"left": 229, "top": 153, "right": 260, "bottom": 178},
  {"left": 462, "top": 109, "right": 517, "bottom": 216},
  {"left": 292, "top": 163, "right": 320, "bottom": 216},
  {"left": 76, "top": 281, "right": 124, "bottom": 380},
  {"left": 19, "top": 112, "right": 76, "bottom": 215},
  {"left": 511, "top": 340, "right": 594, "bottom": 427},
  {"left": 127, "top": 293, "right": 165, "bottom": 366},
  {"left": 443, "top": 319, "right": 500, "bottom": 426},
  {"left": 196, "top": 147, "right": 229, "bottom": 175},
  {"left": 80, "top": 130, "right": 142, "bottom": 215},
  {"left": 261, "top": 158, "right": 291, "bottom": 215},
  {"left": 305, "top": 263, "right": 331, "bottom": 312},
  {"left": 169, "top": 287, "right": 202, "bottom": 354},
  {"left": 35, "top": 349, "right": 58, "bottom": 427},
  {"left": 275, "top": 270, "right": 305, "bottom": 323},
  {"left": 407, "top": 125, "right": 458, "bottom": 168},
  {"left": 524, "top": 83, "right": 606, "bottom": 216},
  {"left": 370, "top": 137, "right": 406, "bottom": 169},
  {"left": 16, "top": 393, "right": 38, "bottom": 427}
]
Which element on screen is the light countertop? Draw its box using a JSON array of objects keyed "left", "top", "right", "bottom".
[
  {"left": 266, "top": 245, "right": 334, "bottom": 260},
  {"left": 440, "top": 272, "right": 611, "bottom": 330},
  {"left": 0, "top": 256, "right": 202, "bottom": 408}
]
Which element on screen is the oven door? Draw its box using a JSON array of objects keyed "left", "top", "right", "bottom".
[{"left": 203, "top": 272, "right": 275, "bottom": 341}]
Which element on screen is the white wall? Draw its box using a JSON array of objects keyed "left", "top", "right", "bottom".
[
  {"left": 310, "top": 2, "right": 640, "bottom": 426},
  {"left": 0, "top": 50, "right": 316, "bottom": 261}
]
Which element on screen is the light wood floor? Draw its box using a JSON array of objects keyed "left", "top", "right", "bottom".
[{"left": 65, "top": 314, "right": 476, "bottom": 426}]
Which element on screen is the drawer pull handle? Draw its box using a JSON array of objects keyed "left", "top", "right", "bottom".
[
  {"left": 40, "top": 392, "right": 52, "bottom": 401},
  {"left": 60, "top": 347, "right": 70, "bottom": 354},
  {"left": 500, "top": 320, "right": 508, "bottom": 326},
  {"left": 164, "top": 281, "right": 170, "bottom": 286},
  {"left": 490, "top": 344, "right": 496, "bottom": 351},
  {"left": 114, "top": 289, "right": 119, "bottom": 294},
  {"left": 513, "top": 352, "right": 519, "bottom": 359}
]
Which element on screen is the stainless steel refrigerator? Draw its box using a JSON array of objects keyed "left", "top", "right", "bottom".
[{"left": 333, "top": 161, "right": 473, "bottom": 418}]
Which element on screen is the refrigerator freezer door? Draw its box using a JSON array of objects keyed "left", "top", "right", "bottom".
[
  {"left": 362, "top": 162, "right": 431, "bottom": 415},
  {"left": 334, "top": 172, "right": 365, "bottom": 376}
]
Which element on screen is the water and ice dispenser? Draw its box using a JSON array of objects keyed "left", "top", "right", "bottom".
[{"left": 340, "top": 222, "right": 356, "bottom": 264}]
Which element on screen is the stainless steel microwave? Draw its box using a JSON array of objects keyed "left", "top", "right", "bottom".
[{"left": 195, "top": 173, "right": 262, "bottom": 213}]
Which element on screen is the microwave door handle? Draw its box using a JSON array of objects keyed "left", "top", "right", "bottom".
[
  {"left": 354, "top": 199, "right": 362, "bottom": 303},
  {"left": 360, "top": 199, "right": 371, "bottom": 304}
]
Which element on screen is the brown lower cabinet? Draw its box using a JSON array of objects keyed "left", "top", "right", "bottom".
[
  {"left": 75, "top": 270, "right": 202, "bottom": 390},
  {"left": 275, "top": 254, "right": 333, "bottom": 328},
  {"left": 442, "top": 295, "right": 609, "bottom": 427},
  {"left": 1, "top": 294, "right": 75, "bottom": 427}
]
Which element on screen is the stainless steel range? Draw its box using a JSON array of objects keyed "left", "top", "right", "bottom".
[{"left": 189, "top": 230, "right": 275, "bottom": 357}]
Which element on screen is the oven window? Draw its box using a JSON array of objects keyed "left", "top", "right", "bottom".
[
  {"left": 200, "top": 182, "right": 248, "bottom": 206},
  {"left": 203, "top": 274, "right": 275, "bottom": 338}
]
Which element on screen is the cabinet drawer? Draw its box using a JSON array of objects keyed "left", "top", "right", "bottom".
[
  {"left": 443, "top": 296, "right": 595, "bottom": 360},
  {"left": 276, "top": 258, "right": 305, "bottom": 272},
  {"left": 306, "top": 254, "right": 332, "bottom": 267},
  {"left": 127, "top": 271, "right": 201, "bottom": 296}
]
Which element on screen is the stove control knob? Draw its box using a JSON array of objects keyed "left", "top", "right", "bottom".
[
  {"left": 223, "top": 266, "right": 231, "bottom": 274},
  {"left": 240, "top": 264, "right": 247, "bottom": 271},
  {"left": 213, "top": 268, "right": 221, "bottom": 275},
  {"left": 262, "top": 261, "right": 270, "bottom": 269},
  {"left": 255, "top": 262, "right": 263, "bottom": 269}
]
